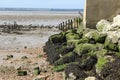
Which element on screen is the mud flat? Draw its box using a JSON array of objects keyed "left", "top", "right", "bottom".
[{"left": 0, "top": 28, "right": 64, "bottom": 80}]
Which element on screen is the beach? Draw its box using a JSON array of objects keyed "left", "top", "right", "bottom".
[{"left": 0, "top": 11, "right": 81, "bottom": 80}]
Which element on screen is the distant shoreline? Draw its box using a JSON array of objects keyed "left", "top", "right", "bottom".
[{"left": 0, "top": 8, "right": 83, "bottom": 12}]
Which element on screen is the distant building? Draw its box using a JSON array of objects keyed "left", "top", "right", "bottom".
[{"left": 83, "top": 0, "right": 120, "bottom": 29}]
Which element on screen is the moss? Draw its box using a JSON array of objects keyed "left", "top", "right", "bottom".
[
  {"left": 91, "top": 31, "right": 100, "bottom": 42},
  {"left": 17, "top": 70, "right": 27, "bottom": 76},
  {"left": 96, "top": 49, "right": 107, "bottom": 57},
  {"left": 96, "top": 57, "right": 108, "bottom": 73},
  {"left": 55, "top": 52, "right": 76, "bottom": 65},
  {"left": 67, "top": 38, "right": 89, "bottom": 46},
  {"left": 95, "top": 43, "right": 104, "bottom": 50},
  {"left": 97, "top": 25, "right": 104, "bottom": 32},
  {"left": 33, "top": 67, "right": 40, "bottom": 75},
  {"left": 98, "top": 33, "right": 107, "bottom": 43},
  {"left": 74, "top": 43, "right": 96, "bottom": 56},
  {"left": 77, "top": 22, "right": 85, "bottom": 34},
  {"left": 104, "top": 37, "right": 119, "bottom": 51},
  {"left": 66, "top": 33, "right": 80, "bottom": 40},
  {"left": 115, "top": 52, "right": 120, "bottom": 58},
  {"left": 49, "top": 32, "right": 66, "bottom": 44},
  {"left": 52, "top": 62, "right": 78, "bottom": 72}
]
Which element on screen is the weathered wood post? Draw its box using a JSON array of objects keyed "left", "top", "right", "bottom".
[
  {"left": 71, "top": 20, "right": 73, "bottom": 29},
  {"left": 62, "top": 22, "right": 65, "bottom": 31},
  {"left": 68, "top": 20, "right": 70, "bottom": 29}
]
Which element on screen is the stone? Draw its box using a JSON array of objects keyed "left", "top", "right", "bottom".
[
  {"left": 66, "top": 33, "right": 80, "bottom": 41},
  {"left": 17, "top": 70, "right": 27, "bottom": 76},
  {"left": 96, "top": 19, "right": 111, "bottom": 33},
  {"left": 74, "top": 43, "right": 96, "bottom": 56},
  {"left": 85, "top": 77, "right": 96, "bottom": 80},
  {"left": 33, "top": 67, "right": 41, "bottom": 75},
  {"left": 7, "top": 55, "right": 13, "bottom": 59},
  {"left": 67, "top": 73, "right": 76, "bottom": 80},
  {"left": 21, "top": 56, "right": 28, "bottom": 59}
]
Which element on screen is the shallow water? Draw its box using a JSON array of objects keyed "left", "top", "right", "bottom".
[{"left": 0, "top": 11, "right": 80, "bottom": 26}]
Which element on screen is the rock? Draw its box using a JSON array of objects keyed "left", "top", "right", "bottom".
[
  {"left": 96, "top": 19, "right": 111, "bottom": 33},
  {"left": 66, "top": 33, "right": 80, "bottom": 41},
  {"left": 74, "top": 43, "right": 96, "bottom": 56},
  {"left": 84, "top": 30, "right": 100, "bottom": 42},
  {"left": 67, "top": 73, "right": 76, "bottom": 80},
  {"left": 49, "top": 32, "right": 66, "bottom": 44},
  {"left": 17, "top": 70, "right": 27, "bottom": 76},
  {"left": 3, "top": 55, "right": 13, "bottom": 60},
  {"left": 33, "top": 67, "right": 41, "bottom": 75},
  {"left": 21, "top": 56, "right": 28, "bottom": 59},
  {"left": 53, "top": 62, "right": 78, "bottom": 72},
  {"left": 7, "top": 55, "right": 13, "bottom": 59},
  {"left": 64, "top": 64, "right": 87, "bottom": 80},
  {"left": 101, "top": 58, "right": 120, "bottom": 80},
  {"left": 55, "top": 52, "right": 77, "bottom": 65},
  {"left": 85, "top": 77, "right": 96, "bottom": 80},
  {"left": 15, "top": 65, "right": 22, "bottom": 70},
  {"left": 104, "top": 36, "right": 119, "bottom": 51},
  {"left": 81, "top": 56, "right": 97, "bottom": 71},
  {"left": 110, "top": 15, "right": 120, "bottom": 29},
  {"left": 67, "top": 38, "right": 89, "bottom": 46}
]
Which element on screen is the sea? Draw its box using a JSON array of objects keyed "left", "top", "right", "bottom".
[{"left": 0, "top": 8, "right": 83, "bottom": 26}]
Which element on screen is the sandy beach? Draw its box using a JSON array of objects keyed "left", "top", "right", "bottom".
[{"left": 0, "top": 28, "right": 63, "bottom": 80}]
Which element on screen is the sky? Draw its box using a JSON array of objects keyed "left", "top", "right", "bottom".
[{"left": 0, "top": 0, "right": 85, "bottom": 9}]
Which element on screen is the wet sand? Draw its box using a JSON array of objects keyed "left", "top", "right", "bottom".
[{"left": 0, "top": 28, "right": 63, "bottom": 80}]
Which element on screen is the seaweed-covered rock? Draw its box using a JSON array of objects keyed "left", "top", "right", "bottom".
[
  {"left": 53, "top": 62, "right": 78, "bottom": 72},
  {"left": 101, "top": 58, "right": 120, "bottom": 80},
  {"left": 64, "top": 64, "right": 88, "bottom": 80},
  {"left": 104, "top": 36, "right": 119, "bottom": 51},
  {"left": 74, "top": 43, "right": 97, "bottom": 56},
  {"left": 85, "top": 31, "right": 100, "bottom": 42},
  {"left": 66, "top": 33, "right": 80, "bottom": 41},
  {"left": 81, "top": 56, "right": 97, "bottom": 71},
  {"left": 49, "top": 32, "right": 66, "bottom": 44},
  {"left": 58, "top": 45, "right": 75, "bottom": 56},
  {"left": 67, "top": 38, "right": 89, "bottom": 46},
  {"left": 96, "top": 19, "right": 111, "bottom": 32},
  {"left": 44, "top": 41, "right": 60, "bottom": 64},
  {"left": 55, "top": 52, "right": 78, "bottom": 65}
]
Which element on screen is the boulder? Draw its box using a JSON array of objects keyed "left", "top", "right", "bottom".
[
  {"left": 66, "top": 33, "right": 80, "bottom": 41},
  {"left": 55, "top": 52, "right": 77, "bottom": 65},
  {"left": 96, "top": 19, "right": 111, "bottom": 33},
  {"left": 74, "top": 43, "right": 96, "bottom": 56},
  {"left": 67, "top": 38, "right": 89, "bottom": 46},
  {"left": 104, "top": 36, "right": 119, "bottom": 51}
]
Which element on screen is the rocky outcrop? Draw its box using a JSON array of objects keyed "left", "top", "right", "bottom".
[{"left": 44, "top": 15, "right": 120, "bottom": 80}]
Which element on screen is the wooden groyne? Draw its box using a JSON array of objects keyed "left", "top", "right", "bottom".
[{"left": 58, "top": 17, "right": 82, "bottom": 31}]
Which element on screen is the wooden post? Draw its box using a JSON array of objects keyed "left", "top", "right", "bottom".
[
  {"left": 65, "top": 21, "right": 68, "bottom": 31},
  {"left": 58, "top": 24, "right": 60, "bottom": 30},
  {"left": 74, "top": 18, "right": 76, "bottom": 28},
  {"left": 77, "top": 17, "right": 79, "bottom": 28},
  {"left": 62, "top": 22, "right": 64, "bottom": 31},
  {"left": 71, "top": 20, "right": 73, "bottom": 29},
  {"left": 68, "top": 20, "right": 70, "bottom": 29}
]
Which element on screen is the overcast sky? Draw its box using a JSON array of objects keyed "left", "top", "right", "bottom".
[{"left": 0, "top": 0, "right": 85, "bottom": 9}]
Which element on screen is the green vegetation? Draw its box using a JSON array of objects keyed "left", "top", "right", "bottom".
[
  {"left": 96, "top": 57, "right": 108, "bottom": 73},
  {"left": 52, "top": 62, "right": 78, "bottom": 72},
  {"left": 17, "top": 70, "right": 27, "bottom": 76},
  {"left": 74, "top": 43, "right": 96, "bottom": 56},
  {"left": 33, "top": 67, "right": 40, "bottom": 75}
]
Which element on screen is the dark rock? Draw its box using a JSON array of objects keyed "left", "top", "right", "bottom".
[
  {"left": 17, "top": 70, "right": 27, "bottom": 76},
  {"left": 64, "top": 64, "right": 88, "bottom": 79}
]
